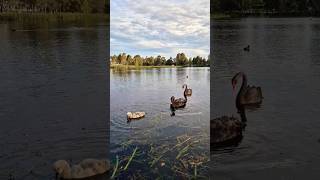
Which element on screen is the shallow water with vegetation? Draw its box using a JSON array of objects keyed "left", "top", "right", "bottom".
[
  {"left": 0, "top": 16, "right": 108, "bottom": 179},
  {"left": 110, "top": 67, "right": 210, "bottom": 178},
  {"left": 211, "top": 18, "right": 320, "bottom": 179}
]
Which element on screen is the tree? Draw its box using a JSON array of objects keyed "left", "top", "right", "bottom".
[
  {"left": 118, "top": 53, "right": 127, "bottom": 65},
  {"left": 165, "top": 57, "right": 174, "bottom": 65},
  {"left": 154, "top": 55, "right": 163, "bottom": 66},
  {"left": 176, "top": 53, "right": 188, "bottom": 66},
  {"left": 126, "top": 54, "right": 134, "bottom": 65},
  {"left": 188, "top": 57, "right": 192, "bottom": 66},
  {"left": 81, "top": 0, "right": 91, "bottom": 13},
  {"left": 144, "top": 56, "right": 154, "bottom": 66},
  {"left": 110, "top": 53, "right": 209, "bottom": 67},
  {"left": 133, "top": 55, "right": 143, "bottom": 66},
  {"left": 110, "top": 55, "right": 118, "bottom": 64},
  {"left": 192, "top": 56, "right": 206, "bottom": 66}
]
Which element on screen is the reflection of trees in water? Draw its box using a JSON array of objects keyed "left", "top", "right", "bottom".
[
  {"left": 176, "top": 68, "right": 187, "bottom": 85},
  {"left": 212, "top": 0, "right": 319, "bottom": 15},
  {"left": 0, "top": 0, "right": 108, "bottom": 13}
]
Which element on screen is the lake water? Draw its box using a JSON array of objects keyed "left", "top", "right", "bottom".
[
  {"left": 0, "top": 18, "right": 109, "bottom": 179},
  {"left": 211, "top": 18, "right": 320, "bottom": 179},
  {"left": 110, "top": 67, "right": 210, "bottom": 178}
]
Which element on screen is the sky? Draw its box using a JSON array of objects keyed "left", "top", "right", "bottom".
[{"left": 110, "top": 0, "right": 210, "bottom": 59}]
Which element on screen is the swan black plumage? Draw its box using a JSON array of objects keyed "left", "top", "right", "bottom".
[
  {"left": 183, "top": 84, "right": 192, "bottom": 96},
  {"left": 231, "top": 72, "right": 263, "bottom": 110}
]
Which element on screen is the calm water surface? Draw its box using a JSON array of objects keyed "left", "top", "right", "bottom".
[
  {"left": 0, "top": 19, "right": 108, "bottom": 179},
  {"left": 212, "top": 18, "right": 320, "bottom": 179},
  {"left": 110, "top": 67, "right": 210, "bottom": 178}
]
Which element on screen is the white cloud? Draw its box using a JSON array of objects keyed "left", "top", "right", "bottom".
[{"left": 111, "top": 0, "right": 209, "bottom": 58}]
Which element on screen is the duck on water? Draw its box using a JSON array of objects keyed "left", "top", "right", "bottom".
[{"left": 243, "top": 45, "right": 250, "bottom": 51}]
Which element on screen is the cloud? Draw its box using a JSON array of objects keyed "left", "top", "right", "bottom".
[{"left": 111, "top": 0, "right": 209, "bottom": 58}]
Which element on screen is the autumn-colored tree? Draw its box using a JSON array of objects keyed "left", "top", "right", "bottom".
[
  {"left": 110, "top": 55, "right": 118, "bottom": 64},
  {"left": 127, "top": 54, "right": 134, "bottom": 65},
  {"left": 133, "top": 55, "right": 143, "bottom": 66},
  {"left": 117, "top": 53, "right": 127, "bottom": 65}
]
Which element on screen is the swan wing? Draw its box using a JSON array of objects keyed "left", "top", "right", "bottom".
[
  {"left": 244, "top": 86, "right": 263, "bottom": 103},
  {"left": 175, "top": 98, "right": 185, "bottom": 102},
  {"left": 211, "top": 117, "right": 242, "bottom": 143}
]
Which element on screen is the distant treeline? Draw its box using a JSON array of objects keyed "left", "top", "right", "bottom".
[
  {"left": 110, "top": 53, "right": 210, "bottom": 67},
  {"left": 0, "top": 0, "right": 109, "bottom": 13},
  {"left": 212, "top": 0, "right": 320, "bottom": 16}
]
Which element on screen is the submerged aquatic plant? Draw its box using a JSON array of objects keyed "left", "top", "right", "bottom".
[{"left": 111, "top": 112, "right": 210, "bottom": 179}]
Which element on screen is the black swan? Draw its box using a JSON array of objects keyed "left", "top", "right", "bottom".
[
  {"left": 243, "top": 45, "right": 250, "bottom": 51},
  {"left": 183, "top": 84, "right": 192, "bottom": 96},
  {"left": 211, "top": 73, "right": 250, "bottom": 146},
  {"left": 231, "top": 72, "right": 263, "bottom": 109},
  {"left": 211, "top": 106, "right": 247, "bottom": 147},
  {"left": 170, "top": 92, "right": 187, "bottom": 116},
  {"left": 170, "top": 94, "right": 187, "bottom": 109}
]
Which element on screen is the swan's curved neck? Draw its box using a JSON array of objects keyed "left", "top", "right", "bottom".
[
  {"left": 239, "top": 73, "right": 247, "bottom": 93},
  {"left": 236, "top": 73, "right": 247, "bottom": 110},
  {"left": 238, "top": 106, "right": 247, "bottom": 122}
]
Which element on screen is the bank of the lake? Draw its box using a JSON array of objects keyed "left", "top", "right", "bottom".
[
  {"left": 110, "top": 64, "right": 209, "bottom": 70},
  {"left": 0, "top": 12, "right": 108, "bottom": 24},
  {"left": 110, "top": 64, "right": 182, "bottom": 69}
]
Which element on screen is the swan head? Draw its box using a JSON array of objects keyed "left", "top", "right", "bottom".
[
  {"left": 231, "top": 76, "right": 238, "bottom": 90},
  {"left": 53, "top": 160, "right": 70, "bottom": 178},
  {"left": 182, "top": 84, "right": 187, "bottom": 88}
]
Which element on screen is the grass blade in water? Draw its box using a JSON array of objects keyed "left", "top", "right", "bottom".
[
  {"left": 124, "top": 147, "right": 138, "bottom": 170},
  {"left": 111, "top": 155, "right": 119, "bottom": 179}
]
